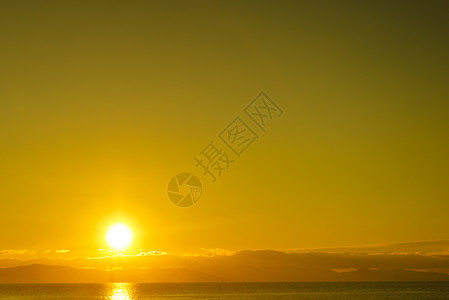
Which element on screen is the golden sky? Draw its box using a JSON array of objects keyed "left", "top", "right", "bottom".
[{"left": 1, "top": 0, "right": 448, "bottom": 262}]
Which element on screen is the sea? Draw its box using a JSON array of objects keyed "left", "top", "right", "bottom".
[{"left": 0, "top": 282, "right": 448, "bottom": 299}]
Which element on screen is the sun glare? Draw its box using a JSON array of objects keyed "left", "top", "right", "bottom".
[{"left": 106, "top": 223, "right": 133, "bottom": 250}]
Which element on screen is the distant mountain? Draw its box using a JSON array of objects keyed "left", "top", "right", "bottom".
[
  {"left": 0, "top": 264, "right": 108, "bottom": 283},
  {"left": 0, "top": 264, "right": 223, "bottom": 283},
  {"left": 1, "top": 249, "right": 449, "bottom": 283},
  {"left": 0, "top": 259, "right": 24, "bottom": 268}
]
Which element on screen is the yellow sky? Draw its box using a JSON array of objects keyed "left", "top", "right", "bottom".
[{"left": 0, "top": 0, "right": 448, "bottom": 257}]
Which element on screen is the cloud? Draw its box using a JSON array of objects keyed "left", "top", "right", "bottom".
[
  {"left": 201, "top": 248, "right": 236, "bottom": 256},
  {"left": 137, "top": 251, "right": 167, "bottom": 256},
  {"left": 0, "top": 249, "right": 35, "bottom": 255},
  {"left": 405, "top": 268, "right": 449, "bottom": 275},
  {"left": 284, "top": 240, "right": 449, "bottom": 255},
  {"left": 1, "top": 249, "right": 449, "bottom": 282},
  {"left": 1, "top": 241, "right": 449, "bottom": 282},
  {"left": 43, "top": 249, "right": 71, "bottom": 254},
  {"left": 55, "top": 250, "right": 70, "bottom": 253},
  {"left": 183, "top": 248, "right": 236, "bottom": 257},
  {"left": 331, "top": 268, "right": 359, "bottom": 273}
]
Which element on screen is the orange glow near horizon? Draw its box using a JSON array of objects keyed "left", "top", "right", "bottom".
[{"left": 0, "top": 1, "right": 448, "bottom": 284}]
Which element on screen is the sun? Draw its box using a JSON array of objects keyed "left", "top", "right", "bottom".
[{"left": 106, "top": 223, "right": 133, "bottom": 250}]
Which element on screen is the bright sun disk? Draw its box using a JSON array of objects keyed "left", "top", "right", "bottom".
[{"left": 106, "top": 223, "right": 133, "bottom": 250}]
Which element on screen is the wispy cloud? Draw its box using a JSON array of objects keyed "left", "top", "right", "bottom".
[
  {"left": 1, "top": 241, "right": 449, "bottom": 282},
  {"left": 183, "top": 248, "right": 236, "bottom": 257},
  {"left": 0, "top": 249, "right": 35, "bottom": 255},
  {"left": 331, "top": 268, "right": 359, "bottom": 273},
  {"left": 43, "top": 249, "right": 70, "bottom": 254},
  {"left": 1, "top": 248, "right": 449, "bottom": 282},
  {"left": 137, "top": 251, "right": 167, "bottom": 256},
  {"left": 283, "top": 240, "right": 449, "bottom": 255},
  {"left": 55, "top": 249, "right": 70, "bottom": 253}
]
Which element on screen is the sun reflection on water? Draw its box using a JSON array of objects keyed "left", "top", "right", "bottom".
[{"left": 109, "top": 283, "right": 133, "bottom": 300}]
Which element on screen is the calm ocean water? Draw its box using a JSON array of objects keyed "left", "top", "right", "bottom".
[{"left": 0, "top": 282, "right": 448, "bottom": 299}]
